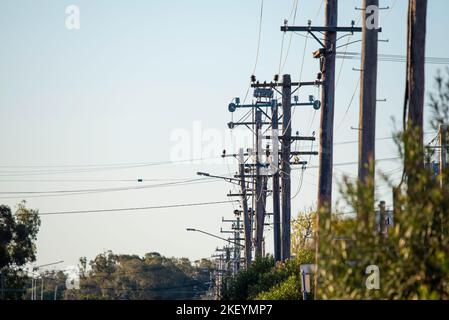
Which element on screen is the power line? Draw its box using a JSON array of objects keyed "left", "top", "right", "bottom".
[
  {"left": 317, "top": 131, "right": 437, "bottom": 147},
  {"left": 0, "top": 178, "right": 216, "bottom": 195},
  {"left": 383, "top": 0, "right": 399, "bottom": 21},
  {"left": 0, "top": 157, "right": 220, "bottom": 169},
  {"left": 336, "top": 52, "right": 449, "bottom": 65},
  {"left": 252, "top": 0, "right": 264, "bottom": 75},
  {"left": 0, "top": 177, "right": 198, "bottom": 183},
  {"left": 336, "top": 13, "right": 363, "bottom": 88},
  {"left": 238, "top": 0, "right": 265, "bottom": 111},
  {"left": 292, "top": 157, "right": 400, "bottom": 171},
  {"left": 1, "top": 134, "right": 433, "bottom": 193},
  {"left": 0, "top": 156, "right": 224, "bottom": 176},
  {"left": 0, "top": 179, "right": 223, "bottom": 200},
  {"left": 335, "top": 77, "right": 361, "bottom": 130},
  {"left": 279, "top": 0, "right": 300, "bottom": 73},
  {"left": 38, "top": 200, "right": 239, "bottom": 216}
]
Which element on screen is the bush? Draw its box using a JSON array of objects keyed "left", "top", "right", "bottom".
[
  {"left": 317, "top": 128, "right": 449, "bottom": 299},
  {"left": 222, "top": 245, "right": 314, "bottom": 300}
]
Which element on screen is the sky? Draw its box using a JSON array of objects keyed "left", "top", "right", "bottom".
[{"left": 0, "top": 0, "right": 448, "bottom": 272}]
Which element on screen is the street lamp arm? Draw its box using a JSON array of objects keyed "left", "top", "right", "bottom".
[
  {"left": 196, "top": 172, "right": 241, "bottom": 184},
  {"left": 186, "top": 228, "right": 244, "bottom": 248},
  {"left": 32, "top": 260, "right": 64, "bottom": 271}
]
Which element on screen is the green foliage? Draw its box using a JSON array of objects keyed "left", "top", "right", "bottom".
[
  {"left": 291, "top": 210, "right": 315, "bottom": 254},
  {"left": 315, "top": 70, "right": 449, "bottom": 300},
  {"left": 59, "top": 251, "right": 213, "bottom": 300},
  {"left": 0, "top": 202, "right": 40, "bottom": 300},
  {"left": 0, "top": 202, "right": 40, "bottom": 269},
  {"left": 221, "top": 256, "right": 276, "bottom": 300},
  {"left": 223, "top": 245, "right": 314, "bottom": 300},
  {"left": 429, "top": 68, "right": 449, "bottom": 129},
  {"left": 317, "top": 131, "right": 449, "bottom": 299},
  {"left": 256, "top": 275, "right": 301, "bottom": 300}
]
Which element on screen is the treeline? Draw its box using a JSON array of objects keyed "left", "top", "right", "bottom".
[
  {"left": 1, "top": 202, "right": 214, "bottom": 300},
  {"left": 40, "top": 251, "right": 214, "bottom": 300}
]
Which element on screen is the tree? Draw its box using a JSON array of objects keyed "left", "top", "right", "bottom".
[
  {"left": 429, "top": 68, "right": 449, "bottom": 129},
  {"left": 62, "top": 251, "right": 213, "bottom": 300},
  {"left": 222, "top": 212, "right": 316, "bottom": 301},
  {"left": 0, "top": 202, "right": 40, "bottom": 269},
  {"left": 316, "top": 74, "right": 449, "bottom": 298},
  {"left": 0, "top": 202, "right": 40, "bottom": 299},
  {"left": 291, "top": 210, "right": 316, "bottom": 254}
]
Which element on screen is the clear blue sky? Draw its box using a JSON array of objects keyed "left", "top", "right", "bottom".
[{"left": 0, "top": 0, "right": 448, "bottom": 271}]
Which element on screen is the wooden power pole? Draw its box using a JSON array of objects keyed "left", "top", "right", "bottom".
[
  {"left": 238, "top": 148, "right": 252, "bottom": 267},
  {"left": 358, "top": 0, "right": 379, "bottom": 221},
  {"left": 405, "top": 0, "right": 427, "bottom": 163},
  {"left": 254, "top": 109, "right": 265, "bottom": 257},
  {"left": 315, "top": 0, "right": 338, "bottom": 298},
  {"left": 271, "top": 99, "right": 281, "bottom": 262},
  {"left": 279, "top": 0, "right": 367, "bottom": 297},
  {"left": 317, "top": 0, "right": 338, "bottom": 216},
  {"left": 281, "top": 74, "right": 292, "bottom": 261},
  {"left": 439, "top": 124, "right": 448, "bottom": 188}
]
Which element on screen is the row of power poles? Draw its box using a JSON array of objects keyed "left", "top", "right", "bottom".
[
  {"left": 208, "top": 0, "right": 428, "bottom": 297},
  {"left": 220, "top": 76, "right": 321, "bottom": 267},
  {"left": 208, "top": 0, "right": 383, "bottom": 271}
]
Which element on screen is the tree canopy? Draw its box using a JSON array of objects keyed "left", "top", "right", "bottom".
[{"left": 0, "top": 202, "right": 40, "bottom": 299}]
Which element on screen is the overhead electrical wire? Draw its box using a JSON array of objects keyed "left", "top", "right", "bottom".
[
  {"left": 37, "top": 200, "right": 239, "bottom": 216},
  {"left": 0, "top": 179, "right": 225, "bottom": 200},
  {"left": 0, "top": 177, "right": 199, "bottom": 183},
  {"left": 326, "top": 131, "right": 437, "bottom": 146},
  {"left": 0, "top": 157, "right": 223, "bottom": 169},
  {"left": 334, "top": 11, "right": 363, "bottom": 130},
  {"left": 0, "top": 156, "right": 224, "bottom": 177},
  {"left": 335, "top": 52, "right": 449, "bottom": 65},
  {"left": 383, "top": 0, "right": 399, "bottom": 21},
  {"left": 0, "top": 178, "right": 218, "bottom": 195},
  {"left": 238, "top": 0, "right": 265, "bottom": 120},
  {"left": 0, "top": 133, "right": 435, "bottom": 185},
  {"left": 279, "top": 0, "right": 300, "bottom": 74},
  {"left": 335, "top": 77, "right": 361, "bottom": 130},
  {"left": 336, "top": 14, "right": 362, "bottom": 88},
  {"left": 252, "top": 0, "right": 264, "bottom": 75},
  {"left": 292, "top": 157, "right": 400, "bottom": 171}
]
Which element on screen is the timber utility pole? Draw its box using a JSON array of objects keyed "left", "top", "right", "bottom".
[
  {"left": 281, "top": 0, "right": 367, "bottom": 296},
  {"left": 358, "top": 0, "right": 379, "bottom": 221},
  {"left": 405, "top": 0, "right": 427, "bottom": 170},
  {"left": 281, "top": 74, "right": 292, "bottom": 261},
  {"left": 254, "top": 109, "right": 265, "bottom": 257},
  {"left": 271, "top": 99, "right": 281, "bottom": 262},
  {"left": 238, "top": 148, "right": 252, "bottom": 267},
  {"left": 439, "top": 124, "right": 448, "bottom": 188},
  {"left": 317, "top": 0, "right": 338, "bottom": 217}
]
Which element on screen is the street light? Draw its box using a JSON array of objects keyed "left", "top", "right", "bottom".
[
  {"left": 300, "top": 264, "right": 315, "bottom": 300},
  {"left": 196, "top": 172, "right": 241, "bottom": 185},
  {"left": 32, "top": 261, "right": 64, "bottom": 271},
  {"left": 31, "top": 260, "right": 64, "bottom": 300},
  {"left": 186, "top": 228, "right": 244, "bottom": 248}
]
